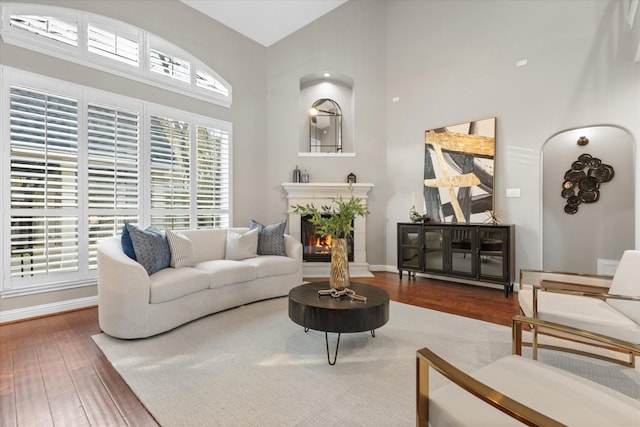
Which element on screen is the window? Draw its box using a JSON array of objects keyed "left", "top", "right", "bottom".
[
  {"left": 9, "top": 14, "right": 78, "bottom": 46},
  {"left": 196, "top": 125, "right": 230, "bottom": 228},
  {"left": 2, "top": 68, "right": 232, "bottom": 295},
  {"left": 1, "top": 3, "right": 232, "bottom": 107},
  {"left": 150, "top": 116, "right": 192, "bottom": 228},
  {"left": 87, "top": 23, "right": 139, "bottom": 67},
  {"left": 9, "top": 86, "right": 80, "bottom": 285},
  {"left": 87, "top": 103, "right": 140, "bottom": 269},
  {"left": 150, "top": 50, "right": 190, "bottom": 84}
]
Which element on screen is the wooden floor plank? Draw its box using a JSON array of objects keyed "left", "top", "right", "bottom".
[
  {"left": 36, "top": 344, "right": 77, "bottom": 398},
  {"left": 0, "top": 271, "right": 519, "bottom": 426},
  {"left": 73, "top": 372, "right": 128, "bottom": 427},
  {"left": 48, "top": 389, "right": 90, "bottom": 427},
  {"left": 0, "top": 392, "right": 17, "bottom": 427}
]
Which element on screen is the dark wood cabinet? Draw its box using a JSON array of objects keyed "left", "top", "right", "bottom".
[{"left": 397, "top": 222, "right": 515, "bottom": 296}]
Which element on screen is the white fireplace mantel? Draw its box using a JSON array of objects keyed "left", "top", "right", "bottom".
[{"left": 282, "top": 182, "right": 374, "bottom": 278}]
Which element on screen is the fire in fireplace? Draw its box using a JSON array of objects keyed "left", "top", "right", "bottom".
[{"left": 301, "top": 215, "right": 354, "bottom": 262}]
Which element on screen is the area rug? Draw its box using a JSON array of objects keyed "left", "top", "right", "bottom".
[{"left": 92, "top": 297, "right": 639, "bottom": 426}]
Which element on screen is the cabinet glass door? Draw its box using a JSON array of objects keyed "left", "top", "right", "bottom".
[
  {"left": 448, "top": 226, "right": 475, "bottom": 277},
  {"left": 423, "top": 226, "right": 445, "bottom": 272},
  {"left": 478, "top": 227, "right": 506, "bottom": 280},
  {"left": 398, "top": 224, "right": 422, "bottom": 271}
]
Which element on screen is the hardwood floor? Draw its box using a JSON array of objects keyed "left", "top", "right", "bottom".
[{"left": 0, "top": 272, "right": 520, "bottom": 426}]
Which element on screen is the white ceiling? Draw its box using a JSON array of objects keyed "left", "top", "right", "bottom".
[{"left": 180, "top": 0, "right": 348, "bottom": 47}]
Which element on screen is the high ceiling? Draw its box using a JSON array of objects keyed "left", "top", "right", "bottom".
[{"left": 180, "top": 0, "right": 348, "bottom": 47}]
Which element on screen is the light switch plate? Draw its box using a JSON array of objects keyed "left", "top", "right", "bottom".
[{"left": 506, "top": 188, "right": 521, "bottom": 198}]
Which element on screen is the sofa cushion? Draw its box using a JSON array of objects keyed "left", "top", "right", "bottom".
[
  {"left": 166, "top": 229, "right": 195, "bottom": 268},
  {"left": 241, "top": 255, "right": 300, "bottom": 279},
  {"left": 193, "top": 260, "right": 257, "bottom": 289},
  {"left": 149, "top": 267, "right": 211, "bottom": 304},
  {"left": 225, "top": 228, "right": 259, "bottom": 260},
  {"left": 249, "top": 219, "right": 287, "bottom": 256},
  {"left": 126, "top": 223, "right": 171, "bottom": 275}
]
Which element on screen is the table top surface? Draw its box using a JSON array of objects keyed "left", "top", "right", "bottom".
[
  {"left": 289, "top": 282, "right": 389, "bottom": 310},
  {"left": 288, "top": 282, "right": 390, "bottom": 333}
]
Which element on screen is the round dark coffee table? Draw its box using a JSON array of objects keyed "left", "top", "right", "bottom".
[{"left": 288, "top": 282, "right": 389, "bottom": 365}]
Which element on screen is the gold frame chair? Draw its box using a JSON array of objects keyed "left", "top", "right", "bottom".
[
  {"left": 416, "top": 347, "right": 564, "bottom": 427},
  {"left": 517, "top": 263, "right": 640, "bottom": 367}
]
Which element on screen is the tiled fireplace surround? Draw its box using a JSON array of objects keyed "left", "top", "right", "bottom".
[{"left": 282, "top": 182, "right": 374, "bottom": 278}]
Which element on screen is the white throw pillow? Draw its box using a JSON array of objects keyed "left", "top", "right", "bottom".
[
  {"left": 225, "top": 228, "right": 259, "bottom": 260},
  {"left": 166, "top": 229, "right": 195, "bottom": 268}
]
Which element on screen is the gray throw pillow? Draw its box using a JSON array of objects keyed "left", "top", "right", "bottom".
[
  {"left": 249, "top": 219, "right": 287, "bottom": 256},
  {"left": 125, "top": 223, "right": 171, "bottom": 275}
]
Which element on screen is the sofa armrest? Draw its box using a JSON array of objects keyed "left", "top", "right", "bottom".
[
  {"left": 284, "top": 234, "right": 302, "bottom": 261},
  {"left": 97, "top": 236, "right": 152, "bottom": 338}
]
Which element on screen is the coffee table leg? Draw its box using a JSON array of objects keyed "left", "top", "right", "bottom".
[{"left": 325, "top": 332, "right": 341, "bottom": 365}]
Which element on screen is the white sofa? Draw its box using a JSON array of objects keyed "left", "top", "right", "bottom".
[{"left": 97, "top": 228, "right": 303, "bottom": 339}]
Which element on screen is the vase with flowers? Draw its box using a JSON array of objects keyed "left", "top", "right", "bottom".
[{"left": 293, "top": 186, "right": 368, "bottom": 291}]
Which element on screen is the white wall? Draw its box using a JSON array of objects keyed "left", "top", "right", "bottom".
[
  {"left": 264, "top": 0, "right": 388, "bottom": 265},
  {"left": 385, "top": 0, "right": 640, "bottom": 274}
]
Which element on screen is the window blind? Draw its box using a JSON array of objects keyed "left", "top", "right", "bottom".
[
  {"left": 87, "top": 103, "right": 140, "bottom": 268},
  {"left": 196, "top": 125, "right": 230, "bottom": 228},
  {"left": 150, "top": 116, "right": 191, "bottom": 229},
  {"left": 88, "top": 24, "right": 139, "bottom": 66},
  {"left": 150, "top": 49, "right": 190, "bottom": 84},
  {"left": 10, "top": 14, "right": 78, "bottom": 46},
  {"left": 9, "top": 86, "right": 79, "bottom": 278}
]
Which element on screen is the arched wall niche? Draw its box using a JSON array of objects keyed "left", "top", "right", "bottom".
[
  {"left": 542, "top": 125, "right": 635, "bottom": 274},
  {"left": 299, "top": 72, "right": 354, "bottom": 156}
]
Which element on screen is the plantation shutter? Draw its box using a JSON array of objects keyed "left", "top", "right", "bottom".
[
  {"left": 150, "top": 116, "right": 191, "bottom": 229},
  {"left": 150, "top": 49, "right": 191, "bottom": 84},
  {"left": 87, "top": 24, "right": 139, "bottom": 66},
  {"left": 9, "top": 86, "right": 79, "bottom": 280},
  {"left": 9, "top": 14, "right": 78, "bottom": 46},
  {"left": 195, "top": 69, "right": 230, "bottom": 97},
  {"left": 196, "top": 125, "right": 230, "bottom": 228},
  {"left": 87, "top": 103, "right": 140, "bottom": 268}
]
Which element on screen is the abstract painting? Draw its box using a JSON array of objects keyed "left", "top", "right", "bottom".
[{"left": 423, "top": 117, "right": 496, "bottom": 223}]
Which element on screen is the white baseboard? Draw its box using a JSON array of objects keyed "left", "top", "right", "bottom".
[{"left": 0, "top": 296, "right": 98, "bottom": 323}]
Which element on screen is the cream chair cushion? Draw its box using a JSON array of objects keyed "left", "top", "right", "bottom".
[
  {"left": 429, "top": 355, "right": 640, "bottom": 426},
  {"left": 518, "top": 286, "right": 640, "bottom": 344}
]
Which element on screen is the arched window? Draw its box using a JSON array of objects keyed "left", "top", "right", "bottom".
[{"left": 0, "top": 3, "right": 232, "bottom": 107}]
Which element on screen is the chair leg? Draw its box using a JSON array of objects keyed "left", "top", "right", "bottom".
[
  {"left": 532, "top": 325, "right": 539, "bottom": 360},
  {"left": 512, "top": 318, "right": 522, "bottom": 356}
]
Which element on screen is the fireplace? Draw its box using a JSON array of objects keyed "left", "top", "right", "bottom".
[
  {"left": 282, "top": 182, "right": 374, "bottom": 277},
  {"left": 301, "top": 215, "right": 354, "bottom": 262}
]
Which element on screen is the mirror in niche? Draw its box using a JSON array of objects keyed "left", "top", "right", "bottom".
[
  {"left": 299, "top": 72, "right": 354, "bottom": 155},
  {"left": 309, "top": 98, "right": 342, "bottom": 153}
]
